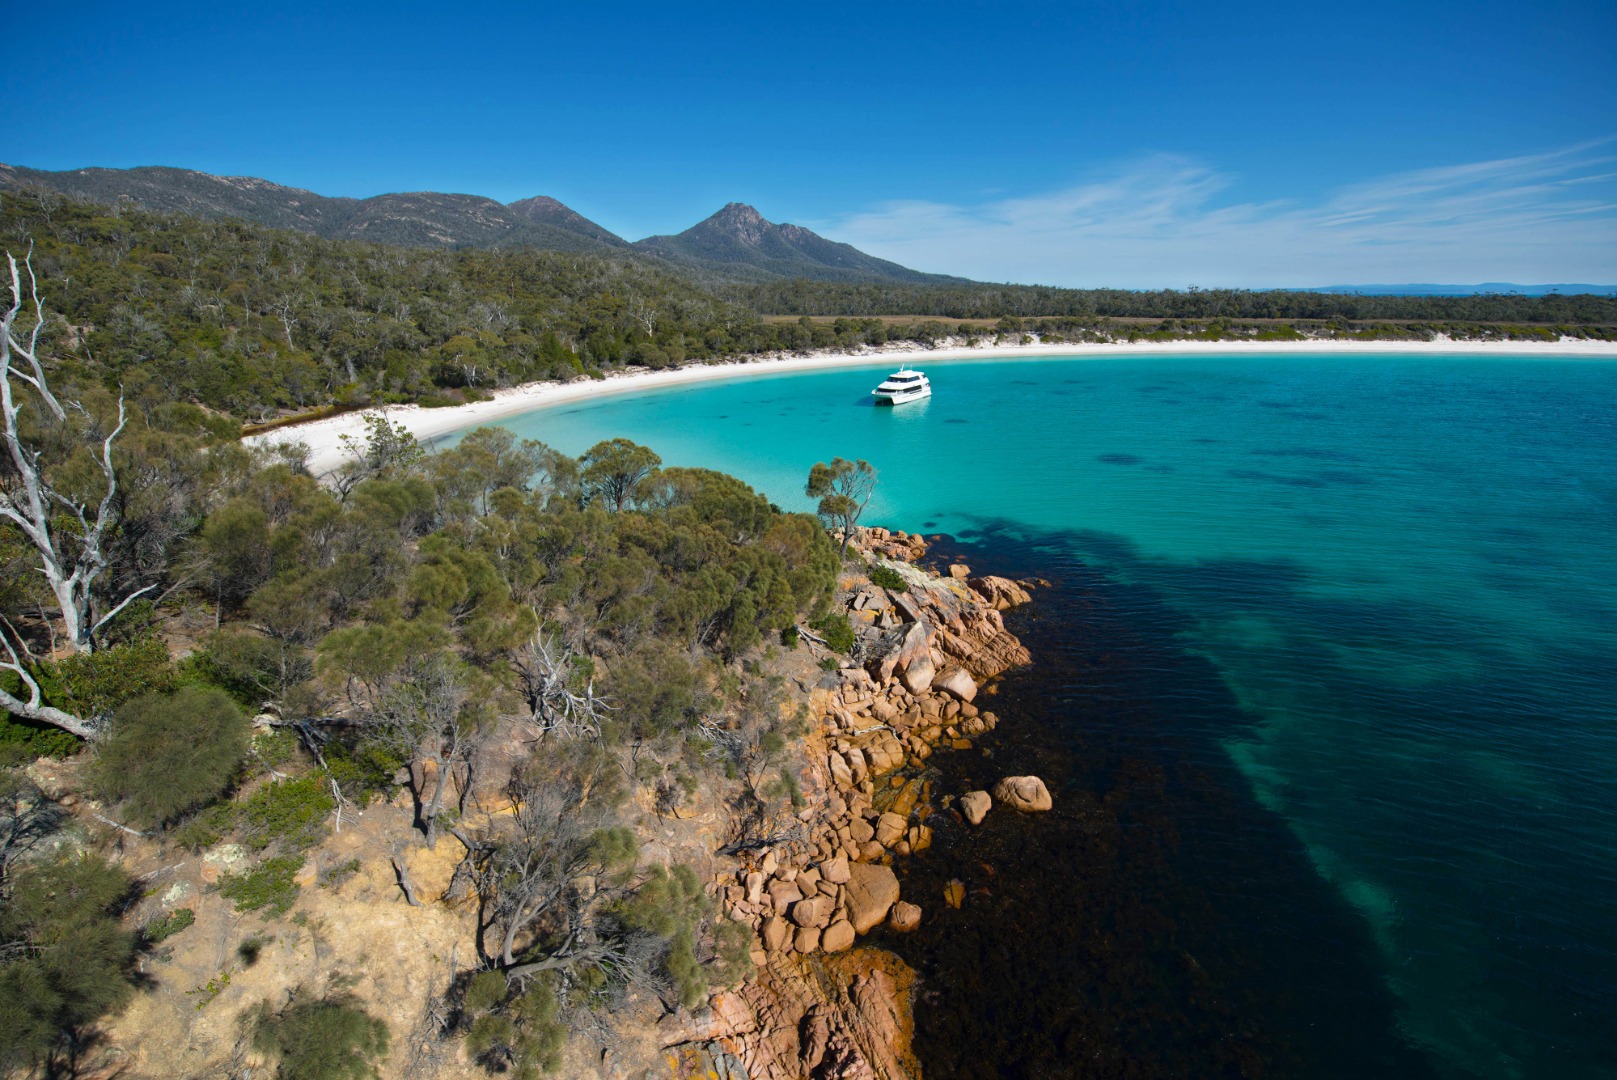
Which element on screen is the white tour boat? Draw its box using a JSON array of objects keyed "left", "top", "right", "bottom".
[{"left": 871, "top": 366, "right": 931, "bottom": 405}]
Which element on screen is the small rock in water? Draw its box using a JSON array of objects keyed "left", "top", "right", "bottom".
[
  {"left": 992, "top": 775, "right": 1053, "bottom": 812},
  {"left": 943, "top": 880, "right": 966, "bottom": 909},
  {"left": 888, "top": 901, "right": 923, "bottom": 932},
  {"left": 959, "top": 790, "right": 992, "bottom": 826}
]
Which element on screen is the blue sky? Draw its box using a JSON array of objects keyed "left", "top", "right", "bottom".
[{"left": 5, "top": 0, "right": 1614, "bottom": 287}]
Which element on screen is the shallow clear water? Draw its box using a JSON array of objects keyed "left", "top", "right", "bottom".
[{"left": 456, "top": 353, "right": 1617, "bottom": 1078}]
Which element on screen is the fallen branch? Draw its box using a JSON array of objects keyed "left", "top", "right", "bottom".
[
  {"left": 391, "top": 854, "right": 422, "bottom": 907},
  {"left": 92, "top": 812, "right": 147, "bottom": 838},
  {"left": 794, "top": 623, "right": 831, "bottom": 647}
]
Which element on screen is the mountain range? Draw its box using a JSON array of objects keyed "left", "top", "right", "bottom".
[{"left": 0, "top": 163, "right": 963, "bottom": 286}]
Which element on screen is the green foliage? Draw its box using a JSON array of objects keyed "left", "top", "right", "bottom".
[
  {"left": 431, "top": 427, "right": 564, "bottom": 516},
  {"left": 251, "top": 992, "right": 390, "bottom": 1080},
  {"left": 462, "top": 970, "right": 509, "bottom": 1016},
  {"left": 240, "top": 776, "right": 336, "bottom": 852},
  {"left": 805, "top": 457, "right": 877, "bottom": 556},
  {"left": 96, "top": 598, "right": 162, "bottom": 646},
  {"left": 580, "top": 438, "right": 661, "bottom": 511},
  {"left": 44, "top": 636, "right": 177, "bottom": 719},
  {"left": 708, "top": 917, "right": 755, "bottom": 990},
  {"left": 199, "top": 498, "right": 274, "bottom": 608},
  {"left": 730, "top": 278, "right": 1617, "bottom": 326},
  {"left": 253, "top": 728, "right": 299, "bottom": 770},
  {"left": 142, "top": 907, "right": 196, "bottom": 945},
  {"left": 0, "top": 853, "right": 137, "bottom": 1074},
  {"left": 180, "top": 629, "right": 314, "bottom": 708},
  {"left": 811, "top": 612, "right": 856, "bottom": 654},
  {"left": 171, "top": 802, "right": 240, "bottom": 852},
  {"left": 91, "top": 686, "right": 249, "bottom": 828},
  {"left": 322, "top": 739, "right": 402, "bottom": 805},
  {"left": 186, "top": 969, "right": 233, "bottom": 1009},
  {"left": 218, "top": 855, "right": 305, "bottom": 917},
  {"left": 467, "top": 1013, "right": 517, "bottom": 1058},
  {"left": 511, "top": 982, "right": 567, "bottom": 1076},
  {"left": 0, "top": 713, "right": 82, "bottom": 762},
  {"left": 459, "top": 969, "right": 566, "bottom": 1077},
  {"left": 339, "top": 415, "right": 425, "bottom": 478},
  {"left": 867, "top": 563, "right": 908, "bottom": 592},
  {"left": 604, "top": 640, "right": 703, "bottom": 741},
  {"left": 587, "top": 826, "right": 640, "bottom": 878},
  {"left": 619, "top": 864, "right": 715, "bottom": 1010},
  {"left": 664, "top": 928, "right": 705, "bottom": 1010}
]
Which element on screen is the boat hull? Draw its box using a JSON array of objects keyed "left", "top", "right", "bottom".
[{"left": 872, "top": 387, "right": 932, "bottom": 406}]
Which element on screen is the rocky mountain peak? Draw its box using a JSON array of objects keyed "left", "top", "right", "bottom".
[
  {"left": 702, "top": 202, "right": 771, "bottom": 244},
  {"left": 714, "top": 201, "right": 766, "bottom": 225},
  {"left": 506, "top": 195, "right": 567, "bottom": 214}
]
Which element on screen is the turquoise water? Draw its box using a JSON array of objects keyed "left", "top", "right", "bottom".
[{"left": 455, "top": 353, "right": 1617, "bottom": 1078}]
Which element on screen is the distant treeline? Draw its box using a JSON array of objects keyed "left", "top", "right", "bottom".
[{"left": 727, "top": 281, "right": 1617, "bottom": 324}]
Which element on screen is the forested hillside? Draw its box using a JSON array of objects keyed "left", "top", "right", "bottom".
[
  {"left": 0, "top": 325, "right": 842, "bottom": 1073},
  {"left": 0, "top": 191, "right": 989, "bottom": 423},
  {"left": 0, "top": 164, "right": 632, "bottom": 254}
]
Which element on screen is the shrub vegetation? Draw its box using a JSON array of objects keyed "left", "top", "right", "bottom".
[
  {"left": 250, "top": 992, "right": 390, "bottom": 1080},
  {"left": 92, "top": 686, "right": 249, "bottom": 828}
]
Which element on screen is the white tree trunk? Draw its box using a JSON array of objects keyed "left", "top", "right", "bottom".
[{"left": 0, "top": 250, "right": 153, "bottom": 736}]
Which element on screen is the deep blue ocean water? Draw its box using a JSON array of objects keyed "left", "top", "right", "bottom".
[{"left": 451, "top": 353, "right": 1617, "bottom": 1078}]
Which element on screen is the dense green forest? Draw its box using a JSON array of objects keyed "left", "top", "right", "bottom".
[
  {"left": 729, "top": 279, "right": 1617, "bottom": 324},
  {"left": 4, "top": 190, "right": 1612, "bottom": 429}
]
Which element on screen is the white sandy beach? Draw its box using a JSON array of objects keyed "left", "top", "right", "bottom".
[{"left": 245, "top": 336, "right": 1617, "bottom": 476}]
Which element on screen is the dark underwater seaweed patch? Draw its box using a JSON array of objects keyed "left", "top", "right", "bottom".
[
  {"left": 1099, "top": 454, "right": 1144, "bottom": 465},
  {"left": 885, "top": 526, "right": 1438, "bottom": 1080},
  {"left": 1251, "top": 447, "right": 1363, "bottom": 462},
  {"left": 1228, "top": 468, "right": 1329, "bottom": 488}
]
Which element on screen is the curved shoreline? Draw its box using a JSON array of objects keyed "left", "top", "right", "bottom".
[{"left": 244, "top": 335, "right": 1617, "bottom": 475}]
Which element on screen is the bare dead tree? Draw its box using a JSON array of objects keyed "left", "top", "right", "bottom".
[
  {"left": 0, "top": 251, "right": 154, "bottom": 736},
  {"left": 368, "top": 654, "right": 483, "bottom": 850},
  {"left": 477, "top": 753, "right": 642, "bottom": 983},
  {"left": 510, "top": 626, "right": 611, "bottom": 739}
]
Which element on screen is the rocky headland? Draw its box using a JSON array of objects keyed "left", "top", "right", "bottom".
[
  {"left": 41, "top": 525, "right": 1044, "bottom": 1080},
  {"left": 665, "top": 527, "right": 1046, "bottom": 1080}
]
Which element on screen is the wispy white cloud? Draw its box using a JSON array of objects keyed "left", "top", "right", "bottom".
[{"left": 822, "top": 141, "right": 1617, "bottom": 287}]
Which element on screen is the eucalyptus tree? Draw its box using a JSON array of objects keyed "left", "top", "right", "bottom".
[
  {"left": 0, "top": 252, "right": 154, "bottom": 736},
  {"left": 805, "top": 456, "right": 877, "bottom": 558},
  {"left": 580, "top": 439, "right": 660, "bottom": 512}
]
